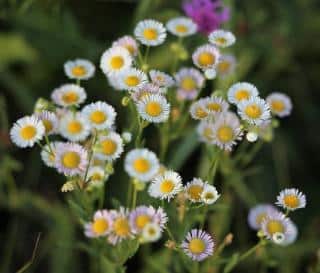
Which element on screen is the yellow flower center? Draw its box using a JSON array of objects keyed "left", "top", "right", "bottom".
[
  {"left": 147, "top": 226, "right": 157, "bottom": 236},
  {"left": 216, "top": 37, "right": 227, "bottom": 45},
  {"left": 113, "top": 218, "right": 130, "bottom": 236},
  {"left": 189, "top": 238, "right": 206, "bottom": 254},
  {"left": 271, "top": 100, "right": 285, "bottom": 112},
  {"left": 110, "top": 56, "right": 124, "bottom": 69},
  {"left": 62, "top": 91, "right": 79, "bottom": 104},
  {"left": 218, "top": 61, "right": 231, "bottom": 73},
  {"left": 195, "top": 107, "right": 208, "bottom": 119},
  {"left": 20, "top": 125, "right": 36, "bottom": 140},
  {"left": 145, "top": 102, "right": 162, "bottom": 117},
  {"left": 175, "top": 24, "right": 188, "bottom": 33},
  {"left": 187, "top": 185, "right": 203, "bottom": 201},
  {"left": 217, "top": 126, "right": 233, "bottom": 143},
  {"left": 90, "top": 110, "right": 107, "bottom": 124},
  {"left": 125, "top": 76, "right": 140, "bottom": 87},
  {"left": 235, "top": 90, "right": 249, "bottom": 101},
  {"left": 198, "top": 52, "right": 215, "bottom": 66},
  {"left": 266, "top": 220, "right": 284, "bottom": 235},
  {"left": 125, "top": 45, "right": 135, "bottom": 55},
  {"left": 181, "top": 77, "right": 196, "bottom": 91},
  {"left": 160, "top": 180, "right": 175, "bottom": 193},
  {"left": 62, "top": 151, "right": 80, "bottom": 169},
  {"left": 245, "top": 104, "right": 262, "bottom": 119},
  {"left": 143, "top": 28, "right": 158, "bottom": 40},
  {"left": 92, "top": 218, "right": 109, "bottom": 235},
  {"left": 91, "top": 173, "right": 103, "bottom": 181},
  {"left": 101, "top": 139, "right": 117, "bottom": 155},
  {"left": 206, "top": 102, "right": 221, "bottom": 112},
  {"left": 283, "top": 194, "right": 299, "bottom": 208},
  {"left": 67, "top": 121, "right": 83, "bottom": 134},
  {"left": 42, "top": 119, "right": 53, "bottom": 133},
  {"left": 133, "top": 158, "right": 150, "bottom": 173},
  {"left": 204, "top": 192, "right": 214, "bottom": 200},
  {"left": 135, "top": 215, "right": 151, "bottom": 229},
  {"left": 71, "top": 66, "right": 86, "bottom": 77}
]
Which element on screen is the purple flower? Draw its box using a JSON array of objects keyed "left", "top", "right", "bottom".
[{"left": 183, "top": 0, "right": 230, "bottom": 35}]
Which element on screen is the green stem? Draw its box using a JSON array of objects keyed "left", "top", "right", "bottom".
[
  {"left": 238, "top": 240, "right": 264, "bottom": 262},
  {"left": 131, "top": 184, "right": 138, "bottom": 209},
  {"left": 83, "top": 131, "right": 98, "bottom": 184},
  {"left": 206, "top": 151, "right": 221, "bottom": 184},
  {"left": 160, "top": 122, "right": 169, "bottom": 161},
  {"left": 144, "top": 46, "right": 150, "bottom": 64}
]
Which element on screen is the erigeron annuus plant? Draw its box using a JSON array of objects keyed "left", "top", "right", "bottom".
[{"left": 9, "top": 14, "right": 306, "bottom": 273}]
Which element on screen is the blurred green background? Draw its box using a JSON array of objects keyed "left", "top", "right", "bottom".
[{"left": 0, "top": 0, "right": 320, "bottom": 272}]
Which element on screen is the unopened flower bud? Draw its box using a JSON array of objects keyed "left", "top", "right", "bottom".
[{"left": 121, "top": 96, "right": 131, "bottom": 107}]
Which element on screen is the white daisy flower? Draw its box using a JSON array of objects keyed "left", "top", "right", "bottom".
[
  {"left": 59, "top": 112, "right": 90, "bottom": 142},
  {"left": 10, "top": 115, "right": 45, "bottom": 148},
  {"left": 124, "top": 148, "right": 160, "bottom": 182},
  {"left": 118, "top": 68, "right": 148, "bottom": 91},
  {"left": 149, "top": 170, "right": 183, "bottom": 201},
  {"left": 261, "top": 211, "right": 294, "bottom": 241},
  {"left": 266, "top": 92, "right": 293, "bottom": 117},
  {"left": 40, "top": 141, "right": 61, "bottom": 168},
  {"left": 137, "top": 94, "right": 170, "bottom": 123},
  {"left": 87, "top": 166, "right": 107, "bottom": 186},
  {"left": 82, "top": 101, "right": 116, "bottom": 130},
  {"left": 184, "top": 178, "right": 207, "bottom": 203},
  {"left": 204, "top": 96, "right": 229, "bottom": 116},
  {"left": 275, "top": 188, "right": 306, "bottom": 211},
  {"left": 190, "top": 98, "right": 210, "bottom": 120},
  {"left": 192, "top": 44, "right": 220, "bottom": 70},
  {"left": 84, "top": 210, "right": 113, "bottom": 238},
  {"left": 197, "top": 120, "right": 215, "bottom": 144},
  {"left": 108, "top": 207, "right": 133, "bottom": 245},
  {"left": 100, "top": 46, "right": 132, "bottom": 76},
  {"left": 237, "top": 97, "right": 271, "bottom": 126},
  {"left": 94, "top": 131, "right": 124, "bottom": 162},
  {"left": 64, "top": 59, "right": 95, "bottom": 80},
  {"left": 175, "top": 67, "right": 205, "bottom": 100},
  {"left": 129, "top": 206, "right": 156, "bottom": 234},
  {"left": 55, "top": 142, "right": 88, "bottom": 176},
  {"left": 36, "top": 110, "right": 58, "bottom": 135},
  {"left": 201, "top": 184, "right": 220, "bottom": 204},
  {"left": 217, "top": 54, "right": 236, "bottom": 77},
  {"left": 149, "top": 70, "right": 175, "bottom": 88},
  {"left": 166, "top": 17, "right": 197, "bottom": 37},
  {"left": 51, "top": 84, "right": 87, "bottom": 107},
  {"left": 134, "top": 19, "right": 167, "bottom": 46},
  {"left": 112, "top": 35, "right": 139, "bottom": 56},
  {"left": 211, "top": 112, "right": 243, "bottom": 151},
  {"left": 208, "top": 29, "right": 236, "bottom": 48},
  {"left": 141, "top": 222, "right": 162, "bottom": 243},
  {"left": 154, "top": 207, "right": 168, "bottom": 230},
  {"left": 227, "top": 82, "right": 259, "bottom": 105},
  {"left": 247, "top": 204, "right": 279, "bottom": 230},
  {"left": 181, "top": 229, "right": 214, "bottom": 261}
]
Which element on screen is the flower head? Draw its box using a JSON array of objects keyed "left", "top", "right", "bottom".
[
  {"left": 100, "top": 46, "right": 132, "bottom": 76},
  {"left": 209, "top": 29, "right": 235, "bottom": 48},
  {"left": 125, "top": 148, "right": 160, "bottom": 182},
  {"left": 227, "top": 82, "right": 259, "bottom": 105},
  {"left": 109, "top": 207, "right": 133, "bottom": 244},
  {"left": 175, "top": 67, "right": 205, "bottom": 100},
  {"left": 149, "top": 70, "right": 175, "bottom": 88},
  {"left": 129, "top": 205, "right": 156, "bottom": 234},
  {"left": 94, "top": 132, "right": 124, "bottom": 162},
  {"left": 36, "top": 110, "right": 58, "bottom": 135},
  {"left": 112, "top": 35, "right": 139, "bottom": 56},
  {"left": 137, "top": 94, "right": 170, "bottom": 123},
  {"left": 201, "top": 184, "right": 220, "bottom": 204},
  {"left": 84, "top": 210, "right": 113, "bottom": 238},
  {"left": 51, "top": 84, "right": 86, "bottom": 107},
  {"left": 181, "top": 229, "right": 214, "bottom": 261},
  {"left": 247, "top": 204, "right": 279, "bottom": 230},
  {"left": 82, "top": 101, "right": 116, "bottom": 130},
  {"left": 55, "top": 142, "right": 88, "bottom": 176},
  {"left": 134, "top": 19, "right": 167, "bottom": 46},
  {"left": 217, "top": 54, "right": 236, "bottom": 77},
  {"left": 237, "top": 97, "right": 271, "bottom": 126},
  {"left": 192, "top": 44, "right": 220, "bottom": 71},
  {"left": 141, "top": 222, "right": 162, "bottom": 243},
  {"left": 64, "top": 59, "right": 95, "bottom": 80},
  {"left": 118, "top": 68, "right": 148, "bottom": 91},
  {"left": 40, "top": 141, "right": 61, "bottom": 168},
  {"left": 10, "top": 115, "right": 45, "bottom": 148},
  {"left": 149, "top": 170, "right": 183, "bottom": 201},
  {"left": 166, "top": 17, "right": 197, "bottom": 37},
  {"left": 59, "top": 112, "right": 90, "bottom": 142},
  {"left": 266, "top": 92, "right": 292, "bottom": 118},
  {"left": 275, "top": 188, "right": 306, "bottom": 211},
  {"left": 184, "top": 178, "right": 207, "bottom": 203}
]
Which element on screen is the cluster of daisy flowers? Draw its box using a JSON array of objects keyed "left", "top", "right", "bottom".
[
  {"left": 248, "top": 188, "right": 306, "bottom": 245},
  {"left": 9, "top": 14, "right": 303, "bottom": 267}
]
